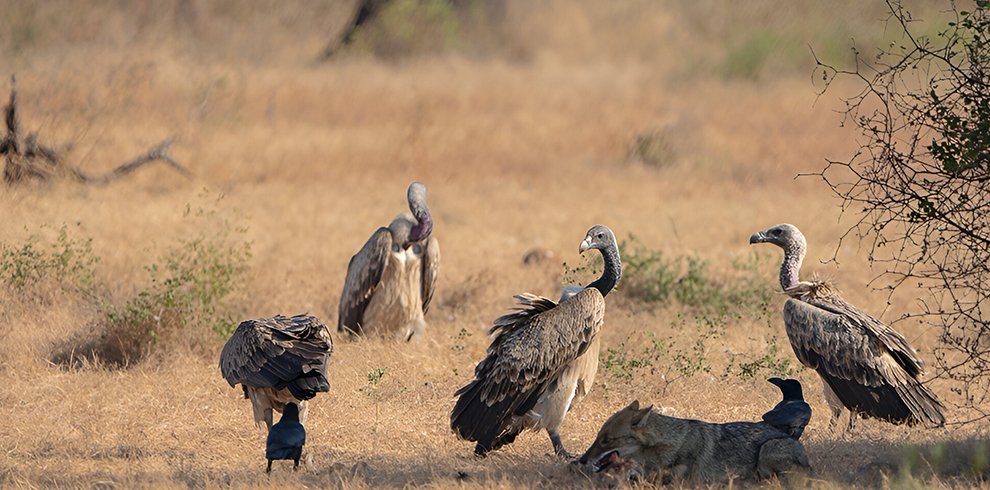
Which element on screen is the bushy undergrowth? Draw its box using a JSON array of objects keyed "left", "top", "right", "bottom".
[
  {"left": 86, "top": 227, "right": 250, "bottom": 366},
  {"left": 0, "top": 198, "right": 254, "bottom": 368},
  {"left": 344, "top": 0, "right": 506, "bottom": 59},
  {"left": 601, "top": 316, "right": 722, "bottom": 398},
  {"left": 620, "top": 237, "right": 774, "bottom": 315},
  {"left": 0, "top": 224, "right": 99, "bottom": 297},
  {"left": 565, "top": 235, "right": 774, "bottom": 315},
  {"left": 599, "top": 313, "right": 795, "bottom": 397}
]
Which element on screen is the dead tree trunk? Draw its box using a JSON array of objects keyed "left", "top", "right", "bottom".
[{"left": 0, "top": 76, "right": 191, "bottom": 185}]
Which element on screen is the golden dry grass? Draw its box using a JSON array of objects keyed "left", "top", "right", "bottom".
[{"left": 1, "top": 1, "right": 988, "bottom": 488}]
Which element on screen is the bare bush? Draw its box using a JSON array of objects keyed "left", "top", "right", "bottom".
[
  {"left": 1, "top": 76, "right": 190, "bottom": 186},
  {"left": 814, "top": 1, "right": 990, "bottom": 421}
]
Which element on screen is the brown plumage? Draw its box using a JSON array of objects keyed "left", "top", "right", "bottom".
[
  {"left": 751, "top": 224, "right": 945, "bottom": 429},
  {"left": 338, "top": 182, "right": 439, "bottom": 341},
  {"left": 451, "top": 225, "right": 620, "bottom": 458},
  {"left": 219, "top": 314, "right": 333, "bottom": 429}
]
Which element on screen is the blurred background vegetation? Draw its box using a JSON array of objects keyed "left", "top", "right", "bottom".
[{"left": 0, "top": 0, "right": 945, "bottom": 81}]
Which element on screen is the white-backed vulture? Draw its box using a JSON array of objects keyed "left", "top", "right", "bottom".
[
  {"left": 750, "top": 224, "right": 945, "bottom": 429},
  {"left": 219, "top": 314, "right": 333, "bottom": 430},
  {"left": 338, "top": 181, "right": 440, "bottom": 341},
  {"left": 762, "top": 378, "right": 812, "bottom": 440},
  {"left": 451, "top": 225, "right": 621, "bottom": 458}
]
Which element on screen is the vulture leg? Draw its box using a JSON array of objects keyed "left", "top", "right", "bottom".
[
  {"left": 293, "top": 458, "right": 300, "bottom": 471},
  {"left": 823, "top": 381, "right": 845, "bottom": 432},
  {"left": 548, "top": 430, "right": 572, "bottom": 459},
  {"left": 264, "top": 408, "right": 274, "bottom": 431},
  {"left": 266, "top": 460, "right": 273, "bottom": 474},
  {"left": 297, "top": 401, "right": 309, "bottom": 427}
]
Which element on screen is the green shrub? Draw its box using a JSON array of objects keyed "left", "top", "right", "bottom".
[
  {"left": 617, "top": 235, "right": 773, "bottom": 314},
  {"left": 628, "top": 130, "right": 676, "bottom": 168},
  {"left": 0, "top": 224, "right": 99, "bottom": 294},
  {"left": 601, "top": 315, "right": 724, "bottom": 397},
  {"left": 50, "top": 198, "right": 251, "bottom": 368},
  {"left": 719, "top": 29, "right": 786, "bottom": 81},
  {"left": 348, "top": 0, "right": 461, "bottom": 58},
  {"left": 728, "top": 335, "right": 794, "bottom": 379}
]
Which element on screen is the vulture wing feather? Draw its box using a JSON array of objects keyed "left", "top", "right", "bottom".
[
  {"left": 784, "top": 298, "right": 944, "bottom": 427},
  {"left": 338, "top": 227, "right": 392, "bottom": 334},
  {"left": 219, "top": 314, "right": 333, "bottom": 400},
  {"left": 450, "top": 289, "right": 605, "bottom": 448},
  {"left": 421, "top": 237, "right": 440, "bottom": 314}
]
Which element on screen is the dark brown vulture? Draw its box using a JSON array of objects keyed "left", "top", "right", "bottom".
[
  {"left": 750, "top": 223, "right": 945, "bottom": 429},
  {"left": 451, "top": 225, "right": 621, "bottom": 458},
  {"left": 338, "top": 181, "right": 440, "bottom": 341},
  {"left": 219, "top": 314, "right": 333, "bottom": 429}
]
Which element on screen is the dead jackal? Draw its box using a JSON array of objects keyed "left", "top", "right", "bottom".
[{"left": 578, "top": 400, "right": 811, "bottom": 484}]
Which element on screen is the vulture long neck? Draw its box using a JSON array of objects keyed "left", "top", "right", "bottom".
[
  {"left": 780, "top": 240, "right": 806, "bottom": 291},
  {"left": 587, "top": 244, "right": 621, "bottom": 297}
]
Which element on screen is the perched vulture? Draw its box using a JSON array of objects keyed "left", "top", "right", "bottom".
[
  {"left": 750, "top": 224, "right": 945, "bottom": 429},
  {"left": 338, "top": 181, "right": 440, "bottom": 341},
  {"left": 266, "top": 403, "right": 306, "bottom": 473},
  {"left": 761, "top": 378, "right": 812, "bottom": 440},
  {"left": 219, "top": 314, "right": 333, "bottom": 429},
  {"left": 451, "top": 225, "right": 621, "bottom": 458}
]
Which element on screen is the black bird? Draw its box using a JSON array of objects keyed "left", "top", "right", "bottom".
[
  {"left": 762, "top": 378, "right": 812, "bottom": 440},
  {"left": 266, "top": 403, "right": 306, "bottom": 473}
]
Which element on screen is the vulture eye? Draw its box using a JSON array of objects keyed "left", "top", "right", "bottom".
[
  {"left": 771, "top": 229, "right": 782, "bottom": 236},
  {"left": 596, "top": 233, "right": 604, "bottom": 239}
]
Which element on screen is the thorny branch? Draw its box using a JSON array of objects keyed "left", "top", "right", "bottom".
[{"left": 812, "top": 0, "right": 990, "bottom": 424}]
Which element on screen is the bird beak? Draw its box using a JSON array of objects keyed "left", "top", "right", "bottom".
[
  {"left": 579, "top": 237, "right": 592, "bottom": 253},
  {"left": 749, "top": 231, "right": 767, "bottom": 244}
]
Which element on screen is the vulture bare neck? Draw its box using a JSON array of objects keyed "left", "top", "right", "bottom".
[{"left": 586, "top": 244, "right": 621, "bottom": 297}]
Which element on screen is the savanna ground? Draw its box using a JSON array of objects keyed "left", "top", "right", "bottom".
[{"left": 1, "top": 1, "right": 988, "bottom": 488}]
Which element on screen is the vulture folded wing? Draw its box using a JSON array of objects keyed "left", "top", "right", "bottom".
[
  {"left": 220, "top": 314, "right": 334, "bottom": 400},
  {"left": 450, "top": 289, "right": 605, "bottom": 447},
  {"left": 809, "top": 294, "right": 926, "bottom": 377},
  {"left": 338, "top": 227, "right": 392, "bottom": 334},
  {"left": 421, "top": 237, "right": 440, "bottom": 314},
  {"left": 783, "top": 299, "right": 944, "bottom": 426}
]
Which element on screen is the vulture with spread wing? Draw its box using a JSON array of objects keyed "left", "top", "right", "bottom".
[
  {"left": 751, "top": 224, "right": 945, "bottom": 429},
  {"left": 338, "top": 181, "right": 440, "bottom": 341},
  {"left": 220, "top": 314, "right": 333, "bottom": 429},
  {"left": 451, "top": 225, "right": 621, "bottom": 458}
]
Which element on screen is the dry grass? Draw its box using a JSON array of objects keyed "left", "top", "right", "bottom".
[{"left": 1, "top": 1, "right": 987, "bottom": 488}]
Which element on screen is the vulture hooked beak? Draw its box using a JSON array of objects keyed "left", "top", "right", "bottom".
[
  {"left": 749, "top": 231, "right": 767, "bottom": 244},
  {"left": 579, "top": 237, "right": 593, "bottom": 253}
]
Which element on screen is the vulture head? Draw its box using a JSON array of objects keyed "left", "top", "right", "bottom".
[
  {"left": 579, "top": 225, "right": 622, "bottom": 297},
  {"left": 749, "top": 223, "right": 806, "bottom": 255},
  {"left": 407, "top": 181, "right": 433, "bottom": 243},
  {"left": 579, "top": 225, "right": 617, "bottom": 254},
  {"left": 749, "top": 223, "right": 807, "bottom": 290}
]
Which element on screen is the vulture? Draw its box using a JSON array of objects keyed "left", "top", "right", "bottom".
[
  {"left": 338, "top": 181, "right": 440, "bottom": 341},
  {"left": 761, "top": 378, "right": 812, "bottom": 440},
  {"left": 219, "top": 314, "right": 333, "bottom": 430},
  {"left": 451, "top": 225, "right": 621, "bottom": 458},
  {"left": 750, "top": 224, "right": 945, "bottom": 429},
  {"left": 266, "top": 402, "right": 306, "bottom": 473}
]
